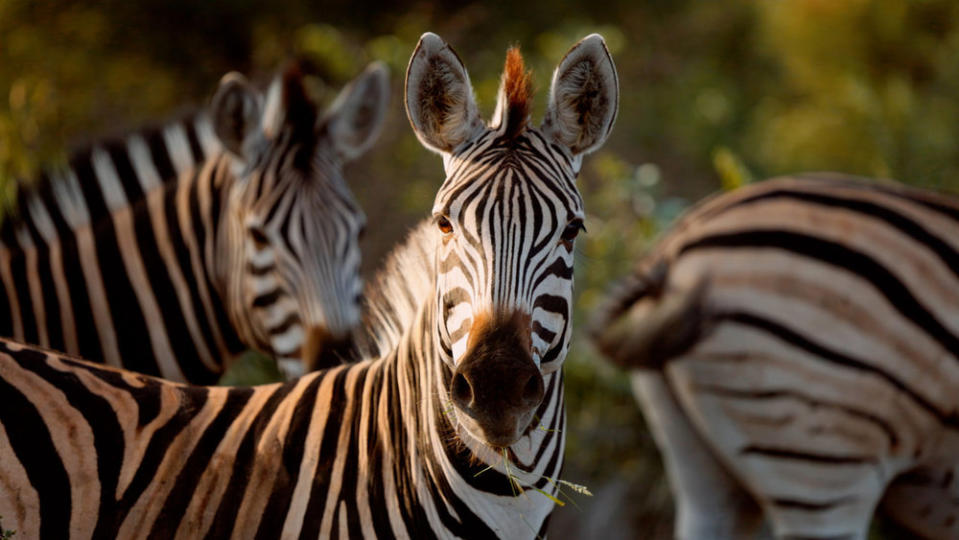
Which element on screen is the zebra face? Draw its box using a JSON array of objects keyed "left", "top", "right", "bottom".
[
  {"left": 212, "top": 63, "right": 389, "bottom": 373},
  {"left": 406, "top": 33, "right": 618, "bottom": 447}
]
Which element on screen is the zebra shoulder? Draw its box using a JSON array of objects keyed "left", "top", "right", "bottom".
[{"left": 590, "top": 259, "right": 711, "bottom": 369}]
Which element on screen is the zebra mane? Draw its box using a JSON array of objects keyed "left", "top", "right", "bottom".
[
  {"left": 351, "top": 219, "right": 438, "bottom": 358},
  {"left": 498, "top": 47, "right": 533, "bottom": 140},
  {"left": 277, "top": 64, "right": 320, "bottom": 170}
]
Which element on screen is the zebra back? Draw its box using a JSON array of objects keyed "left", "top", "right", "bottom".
[{"left": 591, "top": 173, "right": 959, "bottom": 539}]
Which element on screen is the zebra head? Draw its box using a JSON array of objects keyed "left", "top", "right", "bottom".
[
  {"left": 211, "top": 63, "right": 389, "bottom": 374},
  {"left": 406, "top": 34, "right": 618, "bottom": 448}
]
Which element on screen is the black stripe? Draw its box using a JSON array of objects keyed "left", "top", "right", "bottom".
[
  {"left": 782, "top": 535, "right": 856, "bottom": 540},
  {"left": 64, "top": 358, "right": 165, "bottom": 427},
  {"left": 252, "top": 288, "right": 283, "bottom": 308},
  {"left": 337, "top": 368, "right": 369, "bottom": 539},
  {"left": 740, "top": 445, "right": 875, "bottom": 465},
  {"left": 0, "top": 247, "right": 10, "bottom": 336},
  {"left": 162, "top": 180, "right": 223, "bottom": 366},
  {"left": 695, "top": 384, "right": 900, "bottom": 448},
  {"left": 105, "top": 139, "right": 145, "bottom": 203},
  {"left": 204, "top": 380, "right": 298, "bottom": 539},
  {"left": 130, "top": 195, "right": 216, "bottom": 383},
  {"left": 187, "top": 173, "right": 244, "bottom": 355},
  {"left": 149, "top": 388, "right": 254, "bottom": 539},
  {"left": 683, "top": 230, "right": 959, "bottom": 372},
  {"left": 772, "top": 496, "right": 856, "bottom": 511},
  {"left": 8, "top": 241, "right": 39, "bottom": 343},
  {"left": 73, "top": 153, "right": 161, "bottom": 374},
  {"left": 722, "top": 310, "right": 958, "bottom": 427},
  {"left": 363, "top": 368, "right": 395, "bottom": 539},
  {"left": 34, "top": 176, "right": 104, "bottom": 359},
  {"left": 722, "top": 189, "right": 959, "bottom": 278},
  {"left": 253, "top": 373, "right": 324, "bottom": 539},
  {"left": 269, "top": 312, "right": 299, "bottom": 336},
  {"left": 183, "top": 118, "right": 206, "bottom": 164},
  {"left": 14, "top": 347, "right": 127, "bottom": 538},
  {"left": 296, "top": 369, "right": 349, "bottom": 540},
  {"left": 0, "top": 348, "right": 72, "bottom": 540},
  {"left": 142, "top": 125, "right": 177, "bottom": 181},
  {"left": 113, "top": 386, "right": 210, "bottom": 530}
]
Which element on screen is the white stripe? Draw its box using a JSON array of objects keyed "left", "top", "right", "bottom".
[
  {"left": 126, "top": 134, "right": 163, "bottom": 193},
  {"left": 163, "top": 123, "right": 194, "bottom": 175},
  {"left": 52, "top": 170, "right": 90, "bottom": 228},
  {"left": 91, "top": 147, "right": 129, "bottom": 212},
  {"left": 194, "top": 115, "right": 223, "bottom": 159}
]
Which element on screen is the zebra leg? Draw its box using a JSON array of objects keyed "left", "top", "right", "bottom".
[
  {"left": 665, "top": 360, "right": 896, "bottom": 540},
  {"left": 631, "top": 370, "right": 765, "bottom": 539}
]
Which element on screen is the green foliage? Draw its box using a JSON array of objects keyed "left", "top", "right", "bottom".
[
  {"left": 218, "top": 350, "right": 283, "bottom": 386},
  {"left": 0, "top": 516, "right": 14, "bottom": 539}
]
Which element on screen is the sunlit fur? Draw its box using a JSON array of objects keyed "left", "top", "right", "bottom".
[{"left": 592, "top": 174, "right": 959, "bottom": 539}]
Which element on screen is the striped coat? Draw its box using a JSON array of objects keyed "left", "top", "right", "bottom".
[
  {"left": 592, "top": 173, "right": 959, "bottom": 539},
  {"left": 0, "top": 31, "right": 618, "bottom": 539}
]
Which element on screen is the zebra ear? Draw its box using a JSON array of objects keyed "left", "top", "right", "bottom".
[
  {"left": 323, "top": 61, "right": 390, "bottom": 162},
  {"left": 405, "top": 32, "right": 483, "bottom": 155},
  {"left": 211, "top": 72, "right": 262, "bottom": 158},
  {"left": 541, "top": 34, "right": 619, "bottom": 155}
]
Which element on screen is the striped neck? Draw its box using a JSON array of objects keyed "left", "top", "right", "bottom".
[{"left": 375, "top": 282, "right": 565, "bottom": 537}]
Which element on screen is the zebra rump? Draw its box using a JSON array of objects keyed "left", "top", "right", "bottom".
[{"left": 590, "top": 173, "right": 959, "bottom": 539}]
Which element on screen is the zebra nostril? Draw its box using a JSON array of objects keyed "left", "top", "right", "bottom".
[
  {"left": 521, "top": 373, "right": 544, "bottom": 406},
  {"left": 451, "top": 372, "right": 473, "bottom": 407}
]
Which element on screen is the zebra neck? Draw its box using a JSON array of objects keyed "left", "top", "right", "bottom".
[
  {"left": 382, "top": 292, "right": 566, "bottom": 533},
  {"left": 158, "top": 157, "right": 246, "bottom": 363}
]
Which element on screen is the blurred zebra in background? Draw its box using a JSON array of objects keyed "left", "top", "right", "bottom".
[
  {"left": 0, "top": 63, "right": 389, "bottom": 382},
  {"left": 592, "top": 174, "right": 959, "bottom": 539},
  {"left": 0, "top": 32, "right": 618, "bottom": 538}
]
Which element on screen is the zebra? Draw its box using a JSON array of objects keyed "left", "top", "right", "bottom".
[
  {"left": 0, "top": 62, "right": 389, "bottom": 382},
  {"left": 590, "top": 173, "right": 959, "bottom": 539},
  {"left": 0, "top": 32, "right": 618, "bottom": 538}
]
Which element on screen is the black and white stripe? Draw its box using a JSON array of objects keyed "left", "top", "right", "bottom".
[
  {"left": 0, "top": 32, "right": 617, "bottom": 538},
  {"left": 592, "top": 173, "right": 959, "bottom": 540},
  {"left": 0, "top": 63, "right": 388, "bottom": 382}
]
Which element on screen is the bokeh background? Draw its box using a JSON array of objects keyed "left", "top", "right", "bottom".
[{"left": 3, "top": 0, "right": 958, "bottom": 537}]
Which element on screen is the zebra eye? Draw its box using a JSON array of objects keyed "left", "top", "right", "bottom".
[
  {"left": 561, "top": 219, "right": 586, "bottom": 243},
  {"left": 248, "top": 225, "right": 270, "bottom": 248},
  {"left": 436, "top": 215, "right": 454, "bottom": 235}
]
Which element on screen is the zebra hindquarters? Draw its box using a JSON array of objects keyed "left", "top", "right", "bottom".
[
  {"left": 631, "top": 370, "right": 765, "bottom": 539},
  {"left": 662, "top": 320, "right": 935, "bottom": 540}
]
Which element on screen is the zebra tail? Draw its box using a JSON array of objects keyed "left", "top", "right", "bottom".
[{"left": 589, "top": 259, "right": 711, "bottom": 369}]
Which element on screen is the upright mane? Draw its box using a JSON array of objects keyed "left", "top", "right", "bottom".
[{"left": 500, "top": 47, "right": 532, "bottom": 140}]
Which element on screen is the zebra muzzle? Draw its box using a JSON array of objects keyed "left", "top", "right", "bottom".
[{"left": 449, "top": 311, "right": 545, "bottom": 447}]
